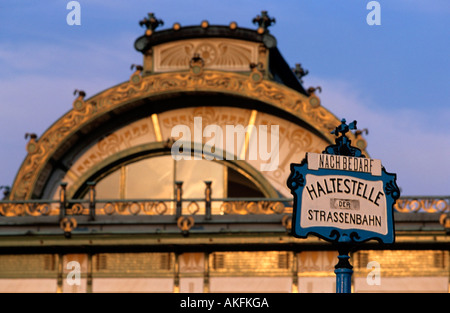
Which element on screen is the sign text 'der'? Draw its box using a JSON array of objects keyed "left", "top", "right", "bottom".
[{"left": 308, "top": 153, "right": 382, "bottom": 176}]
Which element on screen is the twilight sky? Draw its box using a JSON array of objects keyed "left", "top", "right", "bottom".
[{"left": 0, "top": 0, "right": 449, "bottom": 196}]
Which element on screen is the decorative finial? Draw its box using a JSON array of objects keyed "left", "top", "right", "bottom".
[
  {"left": 130, "top": 64, "right": 143, "bottom": 84},
  {"left": 0, "top": 186, "right": 10, "bottom": 200},
  {"left": 324, "top": 118, "right": 363, "bottom": 157},
  {"left": 73, "top": 89, "right": 86, "bottom": 111},
  {"left": 24, "top": 133, "right": 37, "bottom": 141},
  {"left": 307, "top": 86, "right": 322, "bottom": 95},
  {"left": 173, "top": 22, "right": 181, "bottom": 31},
  {"left": 130, "top": 64, "right": 143, "bottom": 71},
  {"left": 201, "top": 20, "right": 209, "bottom": 28},
  {"left": 73, "top": 89, "right": 86, "bottom": 98},
  {"left": 331, "top": 119, "right": 357, "bottom": 137},
  {"left": 293, "top": 63, "right": 309, "bottom": 83},
  {"left": 190, "top": 53, "right": 205, "bottom": 76},
  {"left": 25, "top": 133, "right": 38, "bottom": 154},
  {"left": 139, "top": 13, "right": 164, "bottom": 36},
  {"left": 252, "top": 10, "right": 275, "bottom": 34},
  {"left": 249, "top": 62, "right": 264, "bottom": 83},
  {"left": 355, "top": 128, "right": 369, "bottom": 138}
]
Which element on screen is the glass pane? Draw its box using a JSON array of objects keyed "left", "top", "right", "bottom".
[
  {"left": 95, "top": 170, "right": 120, "bottom": 199},
  {"left": 125, "top": 156, "right": 173, "bottom": 199},
  {"left": 227, "top": 167, "right": 265, "bottom": 198},
  {"left": 175, "top": 159, "right": 224, "bottom": 215},
  {"left": 175, "top": 159, "right": 224, "bottom": 199}
]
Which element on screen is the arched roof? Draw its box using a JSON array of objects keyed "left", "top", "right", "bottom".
[{"left": 9, "top": 15, "right": 368, "bottom": 200}]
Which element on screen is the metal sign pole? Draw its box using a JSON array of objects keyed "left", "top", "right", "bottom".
[{"left": 334, "top": 246, "right": 353, "bottom": 293}]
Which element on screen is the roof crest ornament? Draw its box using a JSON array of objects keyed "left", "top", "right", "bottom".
[
  {"left": 252, "top": 11, "right": 275, "bottom": 34},
  {"left": 324, "top": 118, "right": 364, "bottom": 157},
  {"left": 139, "top": 12, "right": 164, "bottom": 36}
]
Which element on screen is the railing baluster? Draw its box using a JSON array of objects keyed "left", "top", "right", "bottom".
[
  {"left": 175, "top": 181, "right": 183, "bottom": 218},
  {"left": 204, "top": 181, "right": 212, "bottom": 220},
  {"left": 88, "top": 181, "right": 96, "bottom": 220},
  {"left": 59, "top": 182, "right": 67, "bottom": 219}
]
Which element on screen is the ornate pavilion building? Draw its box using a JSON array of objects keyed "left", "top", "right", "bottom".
[{"left": 0, "top": 12, "right": 449, "bottom": 293}]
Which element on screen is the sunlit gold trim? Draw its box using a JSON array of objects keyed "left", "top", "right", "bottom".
[
  {"left": 292, "top": 252, "right": 299, "bottom": 293},
  {"left": 239, "top": 109, "right": 257, "bottom": 160},
  {"left": 203, "top": 252, "right": 210, "bottom": 293},
  {"left": 174, "top": 253, "right": 180, "bottom": 293},
  {"left": 151, "top": 113, "right": 163, "bottom": 142},
  {"left": 120, "top": 166, "right": 126, "bottom": 199},
  {"left": 223, "top": 166, "right": 228, "bottom": 198},
  {"left": 66, "top": 169, "right": 79, "bottom": 181},
  {"left": 56, "top": 254, "right": 63, "bottom": 293}
]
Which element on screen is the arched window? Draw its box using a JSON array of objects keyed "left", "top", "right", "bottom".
[{"left": 89, "top": 155, "right": 265, "bottom": 201}]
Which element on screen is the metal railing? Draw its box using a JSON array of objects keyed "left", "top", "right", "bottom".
[{"left": 0, "top": 182, "right": 448, "bottom": 218}]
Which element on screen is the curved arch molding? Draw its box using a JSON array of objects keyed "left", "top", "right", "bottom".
[{"left": 10, "top": 70, "right": 368, "bottom": 199}]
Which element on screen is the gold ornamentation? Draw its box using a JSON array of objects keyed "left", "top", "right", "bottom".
[
  {"left": 67, "top": 203, "right": 86, "bottom": 215},
  {"left": 281, "top": 214, "right": 292, "bottom": 231},
  {"left": 200, "top": 20, "right": 209, "bottom": 29},
  {"left": 220, "top": 201, "right": 285, "bottom": 215},
  {"left": 173, "top": 22, "right": 181, "bottom": 31},
  {"left": 25, "top": 133, "right": 38, "bottom": 154},
  {"left": 73, "top": 121, "right": 151, "bottom": 177},
  {"left": 394, "top": 198, "right": 449, "bottom": 213},
  {"left": 60, "top": 217, "right": 77, "bottom": 234},
  {"left": 177, "top": 216, "right": 195, "bottom": 234},
  {"left": 309, "top": 95, "right": 320, "bottom": 108},
  {"left": 103, "top": 202, "right": 116, "bottom": 215},
  {"left": 154, "top": 201, "right": 168, "bottom": 215},
  {"left": 439, "top": 213, "right": 450, "bottom": 229},
  {"left": 36, "top": 203, "right": 52, "bottom": 216},
  {"left": 154, "top": 39, "right": 258, "bottom": 72},
  {"left": 10, "top": 70, "right": 347, "bottom": 200},
  {"left": 128, "top": 202, "right": 142, "bottom": 215},
  {"left": 249, "top": 62, "right": 264, "bottom": 83},
  {"left": 187, "top": 201, "right": 200, "bottom": 215},
  {"left": 73, "top": 90, "right": 86, "bottom": 111},
  {"left": 100, "top": 201, "right": 169, "bottom": 215},
  {"left": 0, "top": 202, "right": 57, "bottom": 217},
  {"left": 195, "top": 43, "right": 216, "bottom": 66},
  {"left": 130, "top": 64, "right": 143, "bottom": 84},
  {"left": 190, "top": 53, "right": 205, "bottom": 76}
]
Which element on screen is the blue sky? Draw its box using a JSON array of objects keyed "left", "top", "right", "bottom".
[{"left": 0, "top": 0, "right": 449, "bottom": 196}]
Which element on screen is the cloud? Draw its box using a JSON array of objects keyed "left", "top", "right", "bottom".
[
  {"left": 306, "top": 76, "right": 450, "bottom": 196},
  {"left": 0, "top": 34, "right": 141, "bottom": 187},
  {"left": 0, "top": 33, "right": 140, "bottom": 78}
]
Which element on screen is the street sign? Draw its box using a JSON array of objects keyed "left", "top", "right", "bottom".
[{"left": 287, "top": 119, "right": 400, "bottom": 244}]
